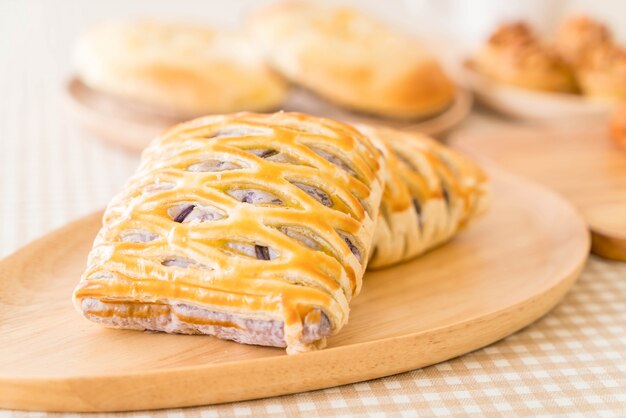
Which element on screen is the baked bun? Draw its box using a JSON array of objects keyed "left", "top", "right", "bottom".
[
  {"left": 610, "top": 105, "right": 626, "bottom": 150},
  {"left": 74, "top": 20, "right": 288, "bottom": 117},
  {"left": 472, "top": 22, "right": 577, "bottom": 93},
  {"left": 575, "top": 42, "right": 626, "bottom": 101},
  {"left": 73, "top": 112, "right": 385, "bottom": 354},
  {"left": 249, "top": 1, "right": 456, "bottom": 119},
  {"left": 359, "top": 125, "right": 489, "bottom": 269},
  {"left": 555, "top": 15, "right": 612, "bottom": 66}
]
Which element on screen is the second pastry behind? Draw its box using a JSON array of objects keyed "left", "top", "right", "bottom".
[
  {"left": 74, "top": 20, "right": 288, "bottom": 118},
  {"left": 360, "top": 125, "right": 490, "bottom": 269},
  {"left": 249, "top": 1, "right": 456, "bottom": 120}
]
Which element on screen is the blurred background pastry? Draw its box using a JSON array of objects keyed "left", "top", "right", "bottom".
[
  {"left": 555, "top": 15, "right": 613, "bottom": 66},
  {"left": 249, "top": 1, "right": 456, "bottom": 120},
  {"left": 575, "top": 43, "right": 626, "bottom": 101},
  {"left": 74, "top": 19, "right": 288, "bottom": 118},
  {"left": 67, "top": 1, "right": 626, "bottom": 140},
  {"left": 554, "top": 15, "right": 626, "bottom": 102},
  {"left": 470, "top": 22, "right": 578, "bottom": 93}
]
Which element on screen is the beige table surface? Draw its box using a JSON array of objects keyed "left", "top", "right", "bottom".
[{"left": 1, "top": 1, "right": 625, "bottom": 416}]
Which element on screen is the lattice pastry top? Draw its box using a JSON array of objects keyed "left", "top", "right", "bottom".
[
  {"left": 358, "top": 125, "right": 490, "bottom": 269},
  {"left": 73, "top": 112, "right": 385, "bottom": 353}
]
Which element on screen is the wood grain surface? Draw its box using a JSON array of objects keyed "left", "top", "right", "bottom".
[
  {"left": 0, "top": 170, "right": 589, "bottom": 412},
  {"left": 452, "top": 125, "right": 626, "bottom": 261},
  {"left": 64, "top": 78, "right": 473, "bottom": 153}
]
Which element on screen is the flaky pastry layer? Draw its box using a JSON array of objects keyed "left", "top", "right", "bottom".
[
  {"left": 472, "top": 22, "right": 577, "bottom": 93},
  {"left": 249, "top": 1, "right": 455, "bottom": 119},
  {"left": 73, "top": 112, "right": 385, "bottom": 354},
  {"left": 358, "top": 125, "right": 490, "bottom": 269},
  {"left": 74, "top": 20, "right": 288, "bottom": 117}
]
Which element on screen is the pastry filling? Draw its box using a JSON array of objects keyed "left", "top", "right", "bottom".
[
  {"left": 337, "top": 231, "right": 362, "bottom": 262},
  {"left": 293, "top": 182, "right": 332, "bottom": 207},
  {"left": 226, "top": 242, "right": 279, "bottom": 260},
  {"left": 301, "top": 309, "right": 332, "bottom": 344},
  {"left": 187, "top": 159, "right": 241, "bottom": 172},
  {"left": 228, "top": 188, "right": 283, "bottom": 205},
  {"left": 412, "top": 198, "right": 422, "bottom": 215},
  {"left": 168, "top": 203, "right": 225, "bottom": 223},
  {"left": 81, "top": 298, "right": 332, "bottom": 348},
  {"left": 412, "top": 198, "right": 424, "bottom": 229},
  {"left": 120, "top": 228, "right": 159, "bottom": 243},
  {"left": 442, "top": 184, "right": 451, "bottom": 208},
  {"left": 280, "top": 226, "right": 322, "bottom": 251},
  {"left": 254, "top": 245, "right": 271, "bottom": 260},
  {"left": 89, "top": 271, "right": 117, "bottom": 280},
  {"left": 173, "top": 205, "right": 195, "bottom": 222},
  {"left": 309, "top": 146, "right": 357, "bottom": 176},
  {"left": 162, "top": 256, "right": 212, "bottom": 270},
  {"left": 249, "top": 148, "right": 278, "bottom": 159},
  {"left": 248, "top": 148, "right": 301, "bottom": 164},
  {"left": 144, "top": 182, "right": 176, "bottom": 194}
]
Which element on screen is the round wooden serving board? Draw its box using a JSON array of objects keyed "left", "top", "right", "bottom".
[
  {"left": 65, "top": 78, "right": 472, "bottom": 153},
  {"left": 0, "top": 171, "right": 589, "bottom": 412},
  {"left": 452, "top": 125, "right": 626, "bottom": 261}
]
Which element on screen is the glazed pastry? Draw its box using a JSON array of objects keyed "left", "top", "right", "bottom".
[
  {"left": 73, "top": 112, "right": 385, "bottom": 354},
  {"left": 472, "top": 22, "right": 577, "bottom": 93},
  {"left": 74, "top": 20, "right": 288, "bottom": 117},
  {"left": 553, "top": 15, "right": 625, "bottom": 101},
  {"left": 249, "top": 1, "right": 456, "bottom": 119},
  {"left": 555, "top": 15, "right": 612, "bottom": 66},
  {"left": 358, "top": 125, "right": 489, "bottom": 269},
  {"left": 575, "top": 43, "right": 626, "bottom": 101},
  {"left": 610, "top": 106, "right": 626, "bottom": 150}
]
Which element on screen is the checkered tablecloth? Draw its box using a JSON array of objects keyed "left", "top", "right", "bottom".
[{"left": 1, "top": 1, "right": 625, "bottom": 416}]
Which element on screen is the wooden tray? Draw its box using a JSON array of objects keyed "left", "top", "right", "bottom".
[
  {"left": 282, "top": 87, "right": 472, "bottom": 137},
  {"left": 462, "top": 64, "right": 615, "bottom": 122},
  {"left": 452, "top": 125, "right": 626, "bottom": 261},
  {"left": 64, "top": 78, "right": 472, "bottom": 153},
  {"left": 0, "top": 171, "right": 589, "bottom": 412}
]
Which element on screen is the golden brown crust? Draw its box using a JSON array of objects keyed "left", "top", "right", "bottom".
[
  {"left": 472, "top": 22, "right": 577, "bottom": 93},
  {"left": 553, "top": 15, "right": 626, "bottom": 101},
  {"left": 555, "top": 15, "right": 613, "bottom": 66},
  {"left": 74, "top": 20, "right": 288, "bottom": 117},
  {"left": 249, "top": 2, "right": 456, "bottom": 119},
  {"left": 358, "top": 125, "right": 489, "bottom": 269},
  {"left": 73, "top": 112, "right": 385, "bottom": 354},
  {"left": 575, "top": 42, "right": 626, "bottom": 101}
]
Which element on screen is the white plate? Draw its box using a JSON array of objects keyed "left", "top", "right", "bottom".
[{"left": 462, "top": 63, "right": 616, "bottom": 122}]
